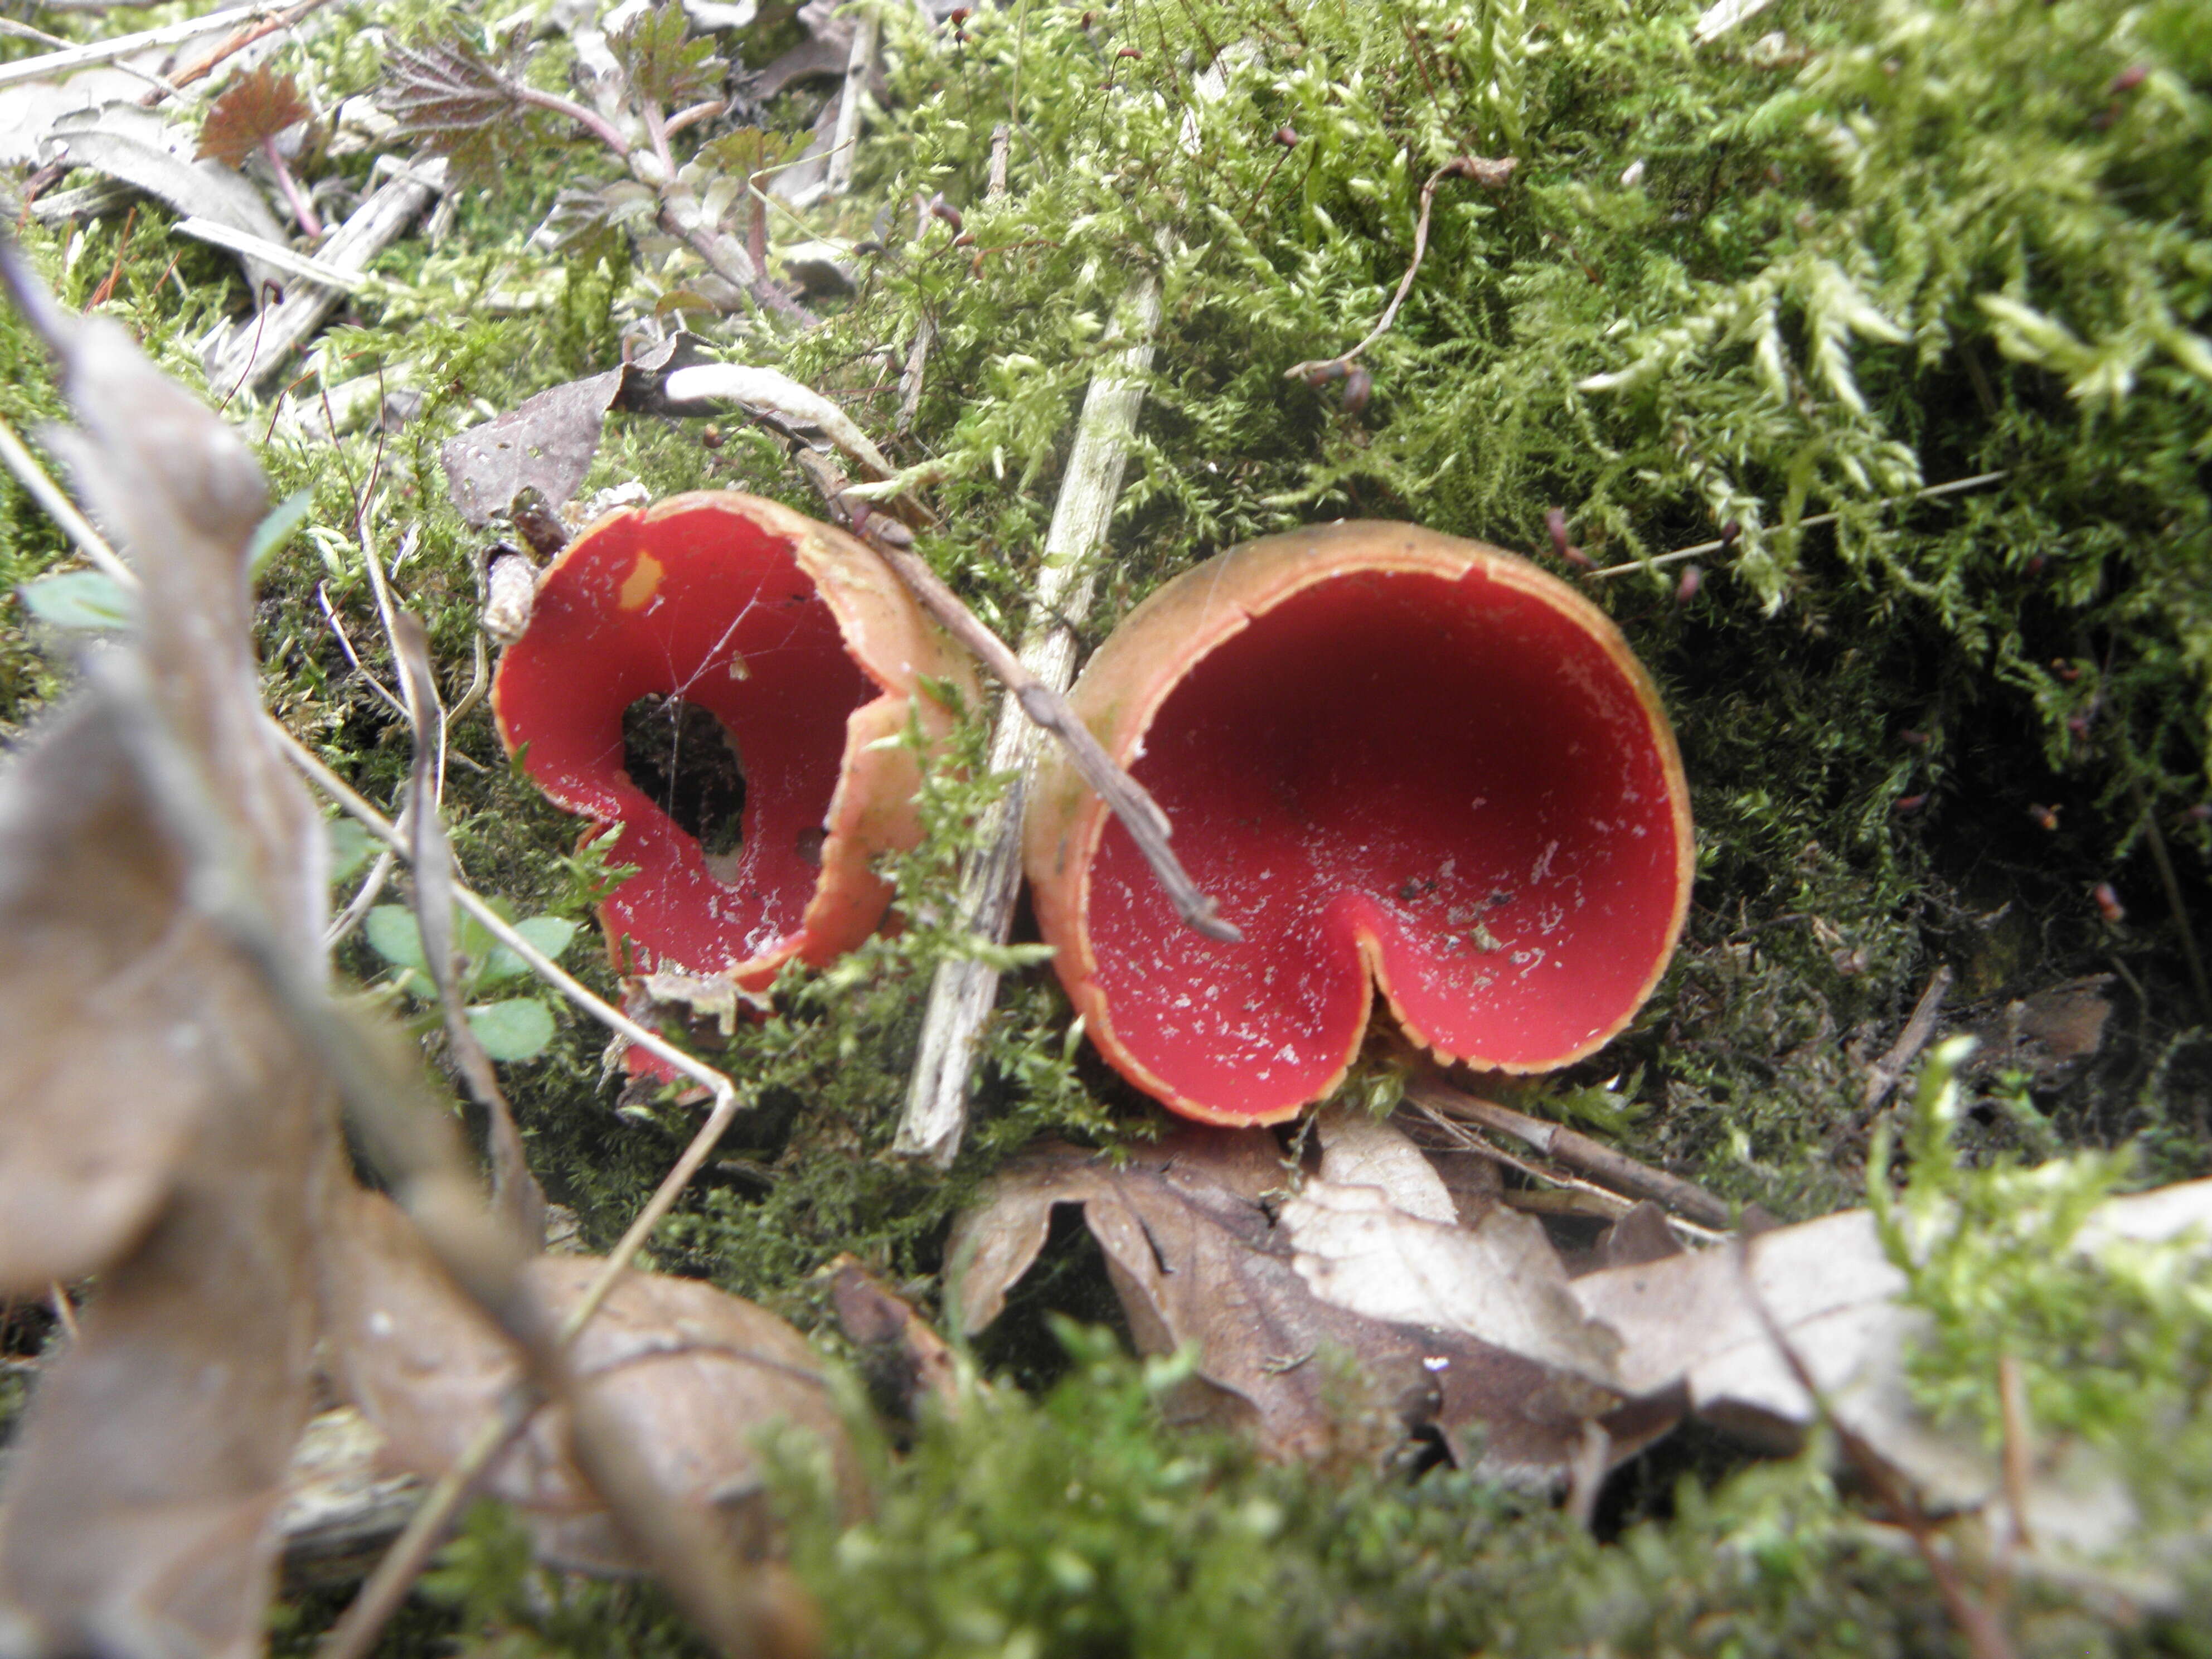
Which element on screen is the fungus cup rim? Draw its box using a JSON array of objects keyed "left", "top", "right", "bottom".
[
  {"left": 1023, "top": 520, "right": 1695, "bottom": 1127},
  {"left": 491, "top": 489, "right": 977, "bottom": 995}
]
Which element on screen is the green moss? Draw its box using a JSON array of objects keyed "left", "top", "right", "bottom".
[{"left": 6, "top": 0, "right": 2212, "bottom": 1648}]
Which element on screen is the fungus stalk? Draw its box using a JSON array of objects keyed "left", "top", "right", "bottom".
[{"left": 893, "top": 276, "right": 1163, "bottom": 1168}]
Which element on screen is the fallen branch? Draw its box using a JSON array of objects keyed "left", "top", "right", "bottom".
[
  {"left": 1406, "top": 1076, "right": 1737, "bottom": 1230},
  {"left": 207, "top": 156, "right": 448, "bottom": 399}
]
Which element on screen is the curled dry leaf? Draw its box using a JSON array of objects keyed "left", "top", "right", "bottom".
[
  {"left": 0, "top": 273, "right": 334, "bottom": 1657},
  {"left": 948, "top": 1126, "right": 1647, "bottom": 1486},
  {"left": 321, "top": 1186, "right": 862, "bottom": 1571}
]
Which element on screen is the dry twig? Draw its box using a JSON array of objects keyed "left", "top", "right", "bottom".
[
  {"left": 1740, "top": 1248, "right": 2020, "bottom": 1659},
  {"left": 1858, "top": 963, "right": 1954, "bottom": 1117},
  {"left": 1406, "top": 1076, "right": 1736, "bottom": 1230}
]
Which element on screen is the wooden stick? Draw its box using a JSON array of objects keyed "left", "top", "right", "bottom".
[
  {"left": 0, "top": 0, "right": 298, "bottom": 90},
  {"left": 863, "top": 527, "right": 1236, "bottom": 944},
  {"left": 207, "top": 158, "right": 448, "bottom": 399},
  {"left": 1859, "top": 963, "right": 1954, "bottom": 1115},
  {"left": 824, "top": 4, "right": 880, "bottom": 198},
  {"left": 1405, "top": 1076, "right": 1737, "bottom": 1230},
  {"left": 893, "top": 276, "right": 1167, "bottom": 1166}
]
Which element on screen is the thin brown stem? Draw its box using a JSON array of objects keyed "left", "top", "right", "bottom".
[
  {"left": 1406, "top": 1076, "right": 1736, "bottom": 1230},
  {"left": 1284, "top": 154, "right": 1516, "bottom": 382},
  {"left": 795, "top": 450, "right": 1240, "bottom": 945},
  {"left": 1739, "top": 1249, "right": 2020, "bottom": 1659}
]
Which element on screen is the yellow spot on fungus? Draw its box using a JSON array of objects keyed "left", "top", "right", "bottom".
[{"left": 618, "top": 552, "right": 663, "bottom": 611}]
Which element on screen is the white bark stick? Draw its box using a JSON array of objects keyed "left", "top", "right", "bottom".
[
  {"left": 208, "top": 157, "right": 447, "bottom": 399},
  {"left": 824, "top": 5, "right": 879, "bottom": 199},
  {"left": 894, "top": 276, "right": 1162, "bottom": 1167}
]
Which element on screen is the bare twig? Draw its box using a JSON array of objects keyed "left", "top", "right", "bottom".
[
  {"left": 797, "top": 449, "right": 1238, "bottom": 949},
  {"left": 1283, "top": 154, "right": 1516, "bottom": 384},
  {"left": 389, "top": 612, "right": 546, "bottom": 1243},
  {"left": 1587, "top": 472, "right": 2012, "bottom": 581},
  {"left": 314, "top": 583, "right": 409, "bottom": 719},
  {"left": 2123, "top": 760, "right": 2212, "bottom": 1024},
  {"left": 1405, "top": 1076, "right": 1738, "bottom": 1230},
  {"left": 824, "top": 4, "right": 880, "bottom": 199},
  {"left": 208, "top": 157, "right": 448, "bottom": 398},
  {"left": 1859, "top": 963, "right": 1954, "bottom": 1116},
  {"left": 0, "top": 0, "right": 304, "bottom": 91},
  {"left": 323, "top": 843, "right": 397, "bottom": 948},
  {"left": 0, "top": 15, "right": 182, "bottom": 99},
  {"left": 1739, "top": 1247, "right": 2020, "bottom": 1659},
  {"left": 148, "top": 0, "right": 338, "bottom": 106},
  {"left": 1402, "top": 1094, "right": 1731, "bottom": 1242}
]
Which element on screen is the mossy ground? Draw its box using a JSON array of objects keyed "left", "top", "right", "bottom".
[{"left": 4, "top": 0, "right": 2211, "bottom": 1652}]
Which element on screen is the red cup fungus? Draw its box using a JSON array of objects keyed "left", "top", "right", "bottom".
[
  {"left": 1025, "top": 521, "right": 1694, "bottom": 1127},
  {"left": 493, "top": 492, "right": 975, "bottom": 1009}
]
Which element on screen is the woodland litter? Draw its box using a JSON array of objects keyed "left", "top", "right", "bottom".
[{"left": 2, "top": 1, "right": 2210, "bottom": 1656}]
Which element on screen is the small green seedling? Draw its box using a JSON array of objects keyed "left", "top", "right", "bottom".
[{"left": 362, "top": 900, "right": 577, "bottom": 1062}]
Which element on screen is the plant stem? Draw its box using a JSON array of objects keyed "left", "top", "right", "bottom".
[{"left": 261, "top": 135, "right": 323, "bottom": 239}]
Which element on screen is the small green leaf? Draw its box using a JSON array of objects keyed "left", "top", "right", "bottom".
[
  {"left": 247, "top": 489, "right": 315, "bottom": 577},
  {"left": 364, "top": 905, "right": 426, "bottom": 970},
  {"left": 465, "top": 998, "right": 556, "bottom": 1061},
  {"left": 17, "top": 570, "right": 134, "bottom": 630},
  {"left": 327, "top": 818, "right": 375, "bottom": 884},
  {"left": 481, "top": 915, "right": 579, "bottom": 984}
]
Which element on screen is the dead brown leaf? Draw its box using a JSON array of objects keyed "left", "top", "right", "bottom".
[
  {"left": 827, "top": 1256, "right": 960, "bottom": 1425},
  {"left": 948, "top": 1127, "right": 1646, "bottom": 1485},
  {"left": 0, "top": 270, "right": 336, "bottom": 1657},
  {"left": 321, "top": 1186, "right": 860, "bottom": 1571},
  {"left": 1571, "top": 1179, "right": 2212, "bottom": 1570},
  {"left": 439, "top": 368, "right": 625, "bottom": 527}
]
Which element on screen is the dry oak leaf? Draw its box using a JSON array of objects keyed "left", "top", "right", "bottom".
[{"left": 948, "top": 1126, "right": 1650, "bottom": 1486}]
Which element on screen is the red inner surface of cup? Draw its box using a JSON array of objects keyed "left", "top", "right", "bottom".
[
  {"left": 1082, "top": 562, "right": 1685, "bottom": 1119},
  {"left": 494, "top": 501, "right": 870, "bottom": 976}
]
